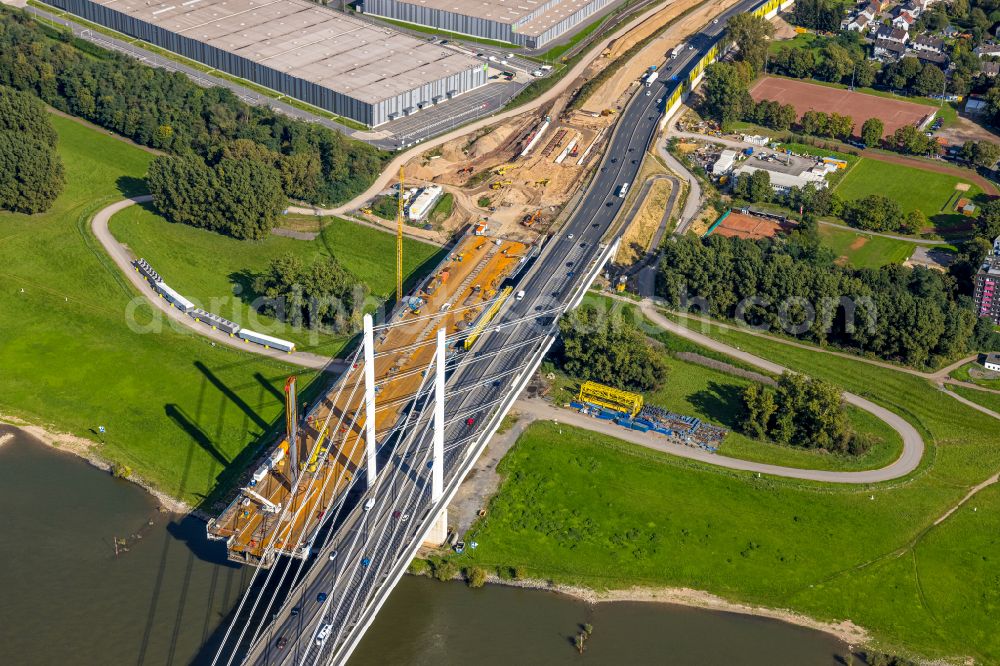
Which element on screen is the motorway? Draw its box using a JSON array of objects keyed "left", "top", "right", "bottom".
[{"left": 214, "top": 2, "right": 771, "bottom": 665}]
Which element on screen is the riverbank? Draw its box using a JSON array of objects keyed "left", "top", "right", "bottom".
[
  {"left": 480, "top": 574, "right": 870, "bottom": 647},
  {"left": 0, "top": 416, "right": 192, "bottom": 514}
]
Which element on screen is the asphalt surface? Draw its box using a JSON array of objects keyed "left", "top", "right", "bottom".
[
  {"left": 223, "top": 3, "right": 772, "bottom": 665},
  {"left": 91, "top": 196, "right": 347, "bottom": 372}
]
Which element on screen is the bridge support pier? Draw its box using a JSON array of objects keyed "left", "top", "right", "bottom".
[
  {"left": 363, "top": 313, "right": 378, "bottom": 488},
  {"left": 423, "top": 508, "right": 449, "bottom": 547}
]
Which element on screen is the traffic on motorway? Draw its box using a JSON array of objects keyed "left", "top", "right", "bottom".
[{"left": 216, "top": 0, "right": 773, "bottom": 663}]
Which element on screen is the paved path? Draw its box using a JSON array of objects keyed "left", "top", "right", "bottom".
[
  {"left": 633, "top": 301, "right": 925, "bottom": 483},
  {"left": 940, "top": 387, "right": 1000, "bottom": 421},
  {"left": 91, "top": 197, "right": 347, "bottom": 372}
]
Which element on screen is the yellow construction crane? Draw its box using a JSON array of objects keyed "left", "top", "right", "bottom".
[{"left": 397, "top": 166, "right": 404, "bottom": 300}]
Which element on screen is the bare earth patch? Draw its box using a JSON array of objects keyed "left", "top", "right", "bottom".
[{"left": 848, "top": 236, "right": 868, "bottom": 251}]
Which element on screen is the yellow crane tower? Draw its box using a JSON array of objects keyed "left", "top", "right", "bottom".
[{"left": 397, "top": 166, "right": 404, "bottom": 300}]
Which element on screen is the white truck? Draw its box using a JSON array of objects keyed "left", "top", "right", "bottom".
[
  {"left": 645, "top": 71, "right": 659, "bottom": 87},
  {"left": 671, "top": 43, "right": 685, "bottom": 59}
]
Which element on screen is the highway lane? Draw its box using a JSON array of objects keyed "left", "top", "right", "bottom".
[{"left": 231, "top": 2, "right": 767, "bottom": 663}]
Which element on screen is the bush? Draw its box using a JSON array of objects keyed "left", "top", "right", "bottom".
[
  {"left": 407, "top": 558, "right": 431, "bottom": 576},
  {"left": 110, "top": 462, "right": 132, "bottom": 479},
  {"left": 433, "top": 559, "right": 459, "bottom": 581},
  {"left": 466, "top": 566, "right": 487, "bottom": 588}
]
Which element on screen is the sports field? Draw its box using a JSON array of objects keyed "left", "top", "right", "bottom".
[
  {"left": 709, "top": 211, "right": 793, "bottom": 239},
  {"left": 751, "top": 76, "right": 933, "bottom": 137},
  {"left": 817, "top": 224, "right": 916, "bottom": 269},
  {"left": 834, "top": 158, "right": 982, "bottom": 232}
]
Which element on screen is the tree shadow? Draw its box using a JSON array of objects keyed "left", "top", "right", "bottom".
[
  {"left": 228, "top": 269, "right": 262, "bottom": 308},
  {"left": 687, "top": 381, "right": 746, "bottom": 429},
  {"left": 116, "top": 174, "right": 149, "bottom": 199}
]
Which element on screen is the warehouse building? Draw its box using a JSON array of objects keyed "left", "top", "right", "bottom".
[
  {"left": 362, "top": 0, "right": 622, "bottom": 48},
  {"left": 46, "top": 0, "right": 489, "bottom": 127}
]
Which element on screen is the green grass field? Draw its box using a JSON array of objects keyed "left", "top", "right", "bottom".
[
  {"left": 460, "top": 310, "right": 1000, "bottom": 661},
  {"left": 949, "top": 361, "right": 1000, "bottom": 391},
  {"left": 109, "top": 203, "right": 442, "bottom": 354},
  {"left": 0, "top": 114, "right": 327, "bottom": 506},
  {"left": 951, "top": 386, "right": 1000, "bottom": 414},
  {"left": 817, "top": 224, "right": 916, "bottom": 269},
  {"left": 834, "top": 158, "right": 984, "bottom": 234}
]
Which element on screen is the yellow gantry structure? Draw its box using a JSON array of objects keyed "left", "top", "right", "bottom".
[
  {"left": 578, "top": 381, "right": 643, "bottom": 417},
  {"left": 464, "top": 287, "right": 512, "bottom": 350}
]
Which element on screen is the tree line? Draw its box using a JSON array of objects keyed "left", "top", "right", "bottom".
[
  {"left": 657, "top": 231, "right": 996, "bottom": 368},
  {"left": 556, "top": 304, "right": 669, "bottom": 392},
  {"left": 0, "top": 8, "right": 387, "bottom": 209},
  {"left": 742, "top": 373, "right": 874, "bottom": 455},
  {"left": 0, "top": 86, "right": 64, "bottom": 214}
]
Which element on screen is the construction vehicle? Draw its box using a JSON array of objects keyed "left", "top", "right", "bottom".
[
  {"left": 491, "top": 180, "right": 513, "bottom": 190},
  {"left": 534, "top": 178, "right": 549, "bottom": 186},
  {"left": 601, "top": 109, "right": 616, "bottom": 116},
  {"left": 522, "top": 210, "right": 541, "bottom": 228},
  {"left": 360, "top": 207, "right": 373, "bottom": 215},
  {"left": 493, "top": 165, "right": 511, "bottom": 176}
]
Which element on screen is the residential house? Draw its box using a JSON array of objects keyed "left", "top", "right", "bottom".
[
  {"left": 974, "top": 43, "right": 1000, "bottom": 58},
  {"left": 892, "top": 10, "right": 917, "bottom": 31},
  {"left": 877, "top": 25, "right": 909, "bottom": 43},
  {"left": 846, "top": 15, "right": 871, "bottom": 31},
  {"left": 983, "top": 61, "right": 1000, "bottom": 77},
  {"left": 914, "top": 50, "right": 949, "bottom": 66},
  {"left": 875, "top": 38, "right": 907, "bottom": 60},
  {"left": 985, "top": 352, "right": 1000, "bottom": 372},
  {"left": 911, "top": 34, "right": 944, "bottom": 53}
]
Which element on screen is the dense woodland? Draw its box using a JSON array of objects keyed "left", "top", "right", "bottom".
[
  {"left": 252, "top": 254, "right": 367, "bottom": 333},
  {"left": 0, "top": 86, "right": 64, "bottom": 214},
  {"left": 0, "top": 8, "right": 387, "bottom": 208},
  {"left": 556, "top": 304, "right": 669, "bottom": 392},
  {"left": 741, "top": 373, "right": 873, "bottom": 455},
  {"left": 657, "top": 229, "right": 998, "bottom": 367}
]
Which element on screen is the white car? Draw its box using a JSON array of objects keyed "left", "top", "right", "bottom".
[
  {"left": 364, "top": 497, "right": 375, "bottom": 511},
  {"left": 567, "top": 233, "right": 574, "bottom": 240},
  {"left": 488, "top": 55, "right": 498, "bottom": 62},
  {"left": 315, "top": 624, "right": 332, "bottom": 646}
]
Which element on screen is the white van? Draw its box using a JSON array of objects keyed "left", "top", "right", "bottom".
[
  {"left": 515, "top": 290, "right": 525, "bottom": 301},
  {"left": 364, "top": 497, "right": 375, "bottom": 511},
  {"left": 315, "top": 624, "right": 332, "bottom": 646},
  {"left": 618, "top": 182, "right": 630, "bottom": 197}
]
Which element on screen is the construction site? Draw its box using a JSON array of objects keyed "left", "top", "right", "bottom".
[
  {"left": 208, "top": 0, "right": 753, "bottom": 566},
  {"left": 206, "top": 222, "right": 530, "bottom": 565}
]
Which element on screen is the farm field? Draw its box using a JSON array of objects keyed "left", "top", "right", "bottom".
[
  {"left": 0, "top": 114, "right": 318, "bottom": 507},
  {"left": 817, "top": 224, "right": 916, "bottom": 269},
  {"left": 109, "top": 204, "right": 443, "bottom": 354},
  {"left": 833, "top": 158, "right": 984, "bottom": 233},
  {"left": 460, "top": 312, "right": 1000, "bottom": 662}
]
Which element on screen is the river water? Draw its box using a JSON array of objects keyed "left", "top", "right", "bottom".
[{"left": 0, "top": 426, "right": 849, "bottom": 665}]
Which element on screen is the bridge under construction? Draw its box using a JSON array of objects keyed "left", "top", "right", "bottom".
[{"left": 206, "top": 231, "right": 529, "bottom": 567}]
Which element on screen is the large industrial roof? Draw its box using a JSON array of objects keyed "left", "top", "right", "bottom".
[
  {"left": 92, "top": 0, "right": 483, "bottom": 104},
  {"left": 385, "top": 0, "right": 616, "bottom": 37}
]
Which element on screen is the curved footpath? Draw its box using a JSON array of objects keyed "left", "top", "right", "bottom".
[
  {"left": 628, "top": 300, "right": 926, "bottom": 483},
  {"left": 92, "top": 196, "right": 346, "bottom": 372}
]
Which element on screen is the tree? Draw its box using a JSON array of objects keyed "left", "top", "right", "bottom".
[
  {"left": 557, "top": 304, "right": 669, "bottom": 392},
  {"left": 819, "top": 44, "right": 855, "bottom": 83},
  {"left": 253, "top": 254, "right": 366, "bottom": 332},
  {"left": 741, "top": 383, "right": 777, "bottom": 438},
  {"left": 828, "top": 113, "right": 854, "bottom": 140},
  {"left": 0, "top": 86, "right": 64, "bottom": 214},
  {"left": 739, "top": 374, "right": 855, "bottom": 453},
  {"left": 787, "top": 48, "right": 818, "bottom": 79},
  {"left": 860, "top": 117, "right": 884, "bottom": 147},
  {"left": 214, "top": 158, "right": 286, "bottom": 240},
  {"left": 854, "top": 59, "right": 880, "bottom": 88},
  {"left": 891, "top": 125, "right": 936, "bottom": 155},
  {"left": 800, "top": 110, "right": 830, "bottom": 137},
  {"left": 902, "top": 209, "right": 927, "bottom": 235},
  {"left": 702, "top": 62, "right": 753, "bottom": 124},
  {"left": 0, "top": 132, "right": 65, "bottom": 214},
  {"left": 973, "top": 142, "right": 1000, "bottom": 169},
  {"left": 912, "top": 63, "right": 946, "bottom": 97},
  {"left": 725, "top": 13, "right": 774, "bottom": 75},
  {"left": 843, "top": 195, "right": 904, "bottom": 232}
]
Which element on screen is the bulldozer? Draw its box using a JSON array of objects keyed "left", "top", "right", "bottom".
[{"left": 490, "top": 180, "right": 513, "bottom": 190}]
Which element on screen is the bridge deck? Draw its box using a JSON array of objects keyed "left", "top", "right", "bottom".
[{"left": 206, "top": 233, "right": 529, "bottom": 565}]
